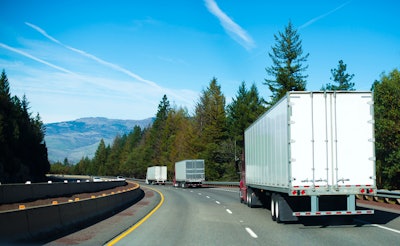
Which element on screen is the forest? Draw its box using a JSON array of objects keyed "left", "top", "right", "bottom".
[
  {"left": 0, "top": 70, "right": 50, "bottom": 183},
  {"left": 50, "top": 67, "right": 400, "bottom": 190},
  {"left": 1, "top": 21, "right": 398, "bottom": 189}
]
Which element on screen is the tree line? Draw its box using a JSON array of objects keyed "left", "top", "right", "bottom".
[
  {"left": 1, "top": 20, "right": 397, "bottom": 188},
  {"left": 0, "top": 70, "right": 50, "bottom": 183}
]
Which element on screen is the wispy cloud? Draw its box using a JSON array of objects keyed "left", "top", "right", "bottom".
[
  {"left": 24, "top": 22, "right": 199, "bottom": 107},
  {"left": 25, "top": 22, "right": 162, "bottom": 90},
  {"left": 0, "top": 42, "right": 75, "bottom": 74},
  {"left": 299, "top": 1, "right": 351, "bottom": 29},
  {"left": 204, "top": 0, "right": 255, "bottom": 50}
]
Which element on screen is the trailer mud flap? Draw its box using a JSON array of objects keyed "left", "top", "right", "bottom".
[{"left": 272, "top": 194, "right": 298, "bottom": 222}]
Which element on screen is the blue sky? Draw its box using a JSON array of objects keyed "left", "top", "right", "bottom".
[{"left": 1, "top": 0, "right": 399, "bottom": 123}]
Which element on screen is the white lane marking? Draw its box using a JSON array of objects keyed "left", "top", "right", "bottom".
[
  {"left": 216, "top": 201, "right": 221, "bottom": 204},
  {"left": 373, "top": 224, "right": 400, "bottom": 234},
  {"left": 190, "top": 190, "right": 193, "bottom": 193},
  {"left": 206, "top": 196, "right": 210, "bottom": 199},
  {"left": 245, "top": 227, "right": 258, "bottom": 238},
  {"left": 355, "top": 219, "right": 400, "bottom": 234},
  {"left": 226, "top": 209, "right": 232, "bottom": 214},
  {"left": 198, "top": 193, "right": 202, "bottom": 195}
]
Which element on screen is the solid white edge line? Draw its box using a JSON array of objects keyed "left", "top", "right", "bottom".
[
  {"left": 245, "top": 227, "right": 258, "bottom": 238},
  {"left": 372, "top": 224, "right": 400, "bottom": 234},
  {"left": 355, "top": 219, "right": 400, "bottom": 234}
]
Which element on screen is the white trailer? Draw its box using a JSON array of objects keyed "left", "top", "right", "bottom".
[
  {"left": 174, "top": 160, "right": 205, "bottom": 188},
  {"left": 146, "top": 166, "right": 167, "bottom": 185},
  {"left": 240, "top": 91, "right": 376, "bottom": 222}
]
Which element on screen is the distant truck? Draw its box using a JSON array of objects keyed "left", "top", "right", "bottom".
[
  {"left": 146, "top": 166, "right": 167, "bottom": 185},
  {"left": 240, "top": 91, "right": 376, "bottom": 223},
  {"left": 174, "top": 159, "right": 205, "bottom": 188}
]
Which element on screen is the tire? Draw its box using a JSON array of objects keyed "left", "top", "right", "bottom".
[
  {"left": 271, "top": 196, "right": 276, "bottom": 221},
  {"left": 247, "top": 190, "right": 252, "bottom": 208},
  {"left": 275, "top": 199, "right": 281, "bottom": 223}
]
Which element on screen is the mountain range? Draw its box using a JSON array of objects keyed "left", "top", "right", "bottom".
[{"left": 44, "top": 117, "right": 153, "bottom": 163}]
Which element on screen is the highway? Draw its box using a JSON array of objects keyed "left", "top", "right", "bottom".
[{"left": 107, "top": 185, "right": 400, "bottom": 246}]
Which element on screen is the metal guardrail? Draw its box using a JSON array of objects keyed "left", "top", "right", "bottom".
[
  {"left": 204, "top": 181, "right": 239, "bottom": 186},
  {"left": 373, "top": 190, "right": 400, "bottom": 200}
]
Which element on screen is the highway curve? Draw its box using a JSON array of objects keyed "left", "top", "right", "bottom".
[
  {"left": 46, "top": 184, "right": 400, "bottom": 245},
  {"left": 109, "top": 185, "right": 400, "bottom": 246}
]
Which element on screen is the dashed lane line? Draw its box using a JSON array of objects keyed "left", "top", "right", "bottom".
[
  {"left": 245, "top": 227, "right": 258, "bottom": 238},
  {"left": 226, "top": 209, "right": 232, "bottom": 214}
]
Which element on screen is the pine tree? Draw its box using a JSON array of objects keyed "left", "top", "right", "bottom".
[
  {"left": 227, "top": 81, "right": 265, "bottom": 149},
  {"left": 0, "top": 69, "right": 49, "bottom": 183},
  {"left": 195, "top": 77, "right": 227, "bottom": 180},
  {"left": 92, "top": 139, "right": 108, "bottom": 175},
  {"left": 265, "top": 21, "right": 309, "bottom": 106},
  {"left": 322, "top": 60, "right": 355, "bottom": 91},
  {"left": 150, "top": 95, "right": 171, "bottom": 166}
]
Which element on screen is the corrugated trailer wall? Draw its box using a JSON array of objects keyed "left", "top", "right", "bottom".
[{"left": 245, "top": 97, "right": 289, "bottom": 188}]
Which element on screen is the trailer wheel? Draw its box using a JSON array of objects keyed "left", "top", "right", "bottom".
[
  {"left": 271, "top": 196, "right": 276, "bottom": 221},
  {"left": 275, "top": 199, "right": 281, "bottom": 223},
  {"left": 246, "top": 189, "right": 254, "bottom": 207}
]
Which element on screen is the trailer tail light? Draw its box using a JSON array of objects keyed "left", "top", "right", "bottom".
[
  {"left": 291, "top": 190, "right": 307, "bottom": 196},
  {"left": 359, "top": 187, "right": 376, "bottom": 194}
]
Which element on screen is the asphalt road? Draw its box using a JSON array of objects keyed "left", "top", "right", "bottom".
[{"left": 109, "top": 185, "right": 400, "bottom": 246}]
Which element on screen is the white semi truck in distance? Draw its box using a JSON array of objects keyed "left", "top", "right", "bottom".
[
  {"left": 240, "top": 91, "right": 376, "bottom": 223},
  {"left": 174, "top": 159, "right": 205, "bottom": 188},
  {"left": 146, "top": 166, "right": 167, "bottom": 185}
]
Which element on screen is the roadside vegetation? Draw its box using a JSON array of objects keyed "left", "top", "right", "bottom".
[{"left": 1, "top": 21, "right": 398, "bottom": 188}]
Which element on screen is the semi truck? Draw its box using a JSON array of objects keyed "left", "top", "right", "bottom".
[
  {"left": 240, "top": 91, "right": 376, "bottom": 223},
  {"left": 174, "top": 159, "right": 205, "bottom": 188},
  {"left": 146, "top": 166, "right": 167, "bottom": 185}
]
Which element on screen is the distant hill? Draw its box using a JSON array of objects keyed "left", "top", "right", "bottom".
[{"left": 44, "top": 117, "right": 153, "bottom": 163}]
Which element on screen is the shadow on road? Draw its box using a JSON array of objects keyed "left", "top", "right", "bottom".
[{"left": 298, "top": 208, "right": 399, "bottom": 228}]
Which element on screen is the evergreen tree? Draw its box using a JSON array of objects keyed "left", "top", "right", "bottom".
[
  {"left": 0, "top": 69, "right": 49, "bottom": 183},
  {"left": 118, "top": 125, "right": 143, "bottom": 175},
  {"left": 92, "top": 139, "right": 108, "bottom": 175},
  {"left": 322, "top": 60, "right": 355, "bottom": 91},
  {"left": 195, "top": 77, "right": 228, "bottom": 180},
  {"left": 372, "top": 69, "right": 400, "bottom": 189},
  {"left": 105, "top": 134, "right": 126, "bottom": 176},
  {"left": 264, "top": 21, "right": 309, "bottom": 106},
  {"left": 150, "top": 95, "right": 171, "bottom": 166},
  {"left": 227, "top": 82, "right": 265, "bottom": 149}
]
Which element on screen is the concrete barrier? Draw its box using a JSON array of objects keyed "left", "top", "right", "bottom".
[
  {"left": 0, "top": 180, "right": 126, "bottom": 204},
  {"left": 0, "top": 185, "right": 144, "bottom": 244}
]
